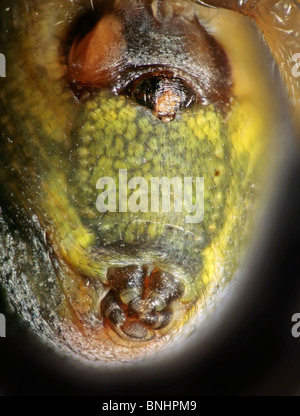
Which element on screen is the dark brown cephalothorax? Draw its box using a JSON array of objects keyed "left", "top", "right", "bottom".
[{"left": 67, "top": 0, "right": 232, "bottom": 121}]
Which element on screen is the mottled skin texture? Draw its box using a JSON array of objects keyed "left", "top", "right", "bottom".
[{"left": 0, "top": 0, "right": 276, "bottom": 361}]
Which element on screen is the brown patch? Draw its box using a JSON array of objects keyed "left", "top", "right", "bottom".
[
  {"left": 66, "top": 0, "right": 232, "bottom": 113},
  {"left": 155, "top": 89, "right": 181, "bottom": 122},
  {"left": 101, "top": 264, "right": 184, "bottom": 342},
  {"left": 68, "top": 14, "right": 126, "bottom": 88}
]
